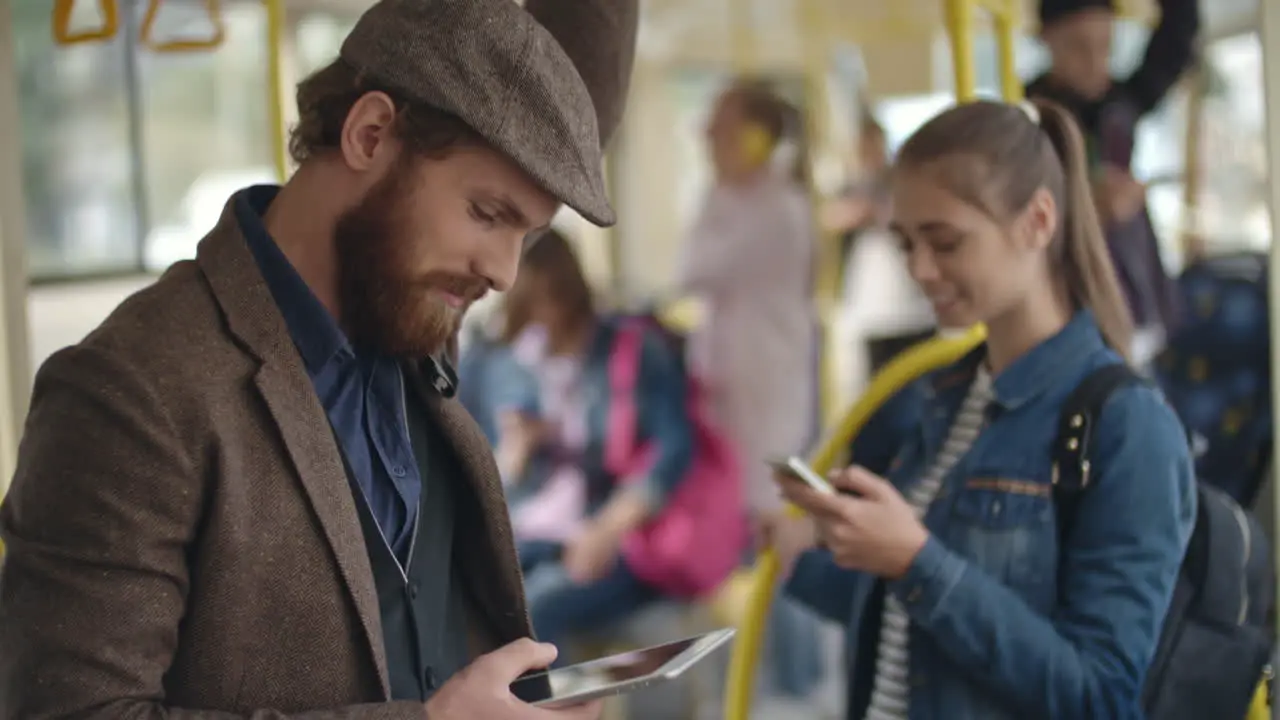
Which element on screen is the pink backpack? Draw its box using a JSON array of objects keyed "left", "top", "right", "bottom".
[{"left": 606, "top": 318, "right": 748, "bottom": 599}]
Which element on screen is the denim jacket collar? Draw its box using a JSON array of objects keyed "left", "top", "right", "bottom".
[{"left": 926, "top": 310, "right": 1108, "bottom": 411}]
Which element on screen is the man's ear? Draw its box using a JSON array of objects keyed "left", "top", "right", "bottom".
[{"left": 523, "top": 0, "right": 638, "bottom": 149}]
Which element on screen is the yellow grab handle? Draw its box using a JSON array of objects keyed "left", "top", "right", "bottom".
[
  {"left": 264, "top": 0, "right": 290, "bottom": 182},
  {"left": 52, "top": 0, "right": 120, "bottom": 45},
  {"left": 141, "top": 0, "right": 226, "bottom": 53},
  {"left": 721, "top": 325, "right": 987, "bottom": 720},
  {"left": 943, "top": 0, "right": 1023, "bottom": 102}
]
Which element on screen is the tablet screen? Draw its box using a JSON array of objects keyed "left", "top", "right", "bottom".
[{"left": 509, "top": 635, "right": 703, "bottom": 703}]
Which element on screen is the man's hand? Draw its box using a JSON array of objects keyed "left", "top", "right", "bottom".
[
  {"left": 425, "top": 639, "right": 603, "bottom": 719},
  {"left": 1094, "top": 165, "right": 1146, "bottom": 224},
  {"left": 563, "top": 522, "right": 623, "bottom": 584},
  {"left": 495, "top": 411, "right": 550, "bottom": 483},
  {"left": 820, "top": 195, "right": 875, "bottom": 233}
]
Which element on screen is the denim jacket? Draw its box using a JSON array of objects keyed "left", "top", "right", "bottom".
[
  {"left": 458, "top": 316, "right": 696, "bottom": 515},
  {"left": 788, "top": 311, "right": 1197, "bottom": 720}
]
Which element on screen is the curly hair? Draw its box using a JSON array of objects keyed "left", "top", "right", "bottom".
[{"left": 288, "top": 58, "right": 484, "bottom": 164}]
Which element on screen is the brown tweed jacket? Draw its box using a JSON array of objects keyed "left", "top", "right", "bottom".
[{"left": 0, "top": 205, "right": 531, "bottom": 719}]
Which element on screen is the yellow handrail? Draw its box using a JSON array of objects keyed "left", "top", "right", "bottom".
[
  {"left": 944, "top": 0, "right": 1023, "bottom": 102},
  {"left": 720, "top": 325, "right": 987, "bottom": 720},
  {"left": 52, "top": 0, "right": 120, "bottom": 45},
  {"left": 141, "top": 0, "right": 226, "bottom": 53},
  {"left": 264, "top": 0, "right": 289, "bottom": 183}
]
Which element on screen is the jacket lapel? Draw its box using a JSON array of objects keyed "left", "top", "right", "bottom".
[
  {"left": 195, "top": 201, "right": 391, "bottom": 696},
  {"left": 405, "top": 363, "right": 533, "bottom": 643}
]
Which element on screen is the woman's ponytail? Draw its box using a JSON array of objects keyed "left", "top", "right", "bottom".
[{"left": 1032, "top": 98, "right": 1134, "bottom": 361}]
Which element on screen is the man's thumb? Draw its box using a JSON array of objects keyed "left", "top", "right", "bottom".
[{"left": 486, "top": 638, "right": 559, "bottom": 680}]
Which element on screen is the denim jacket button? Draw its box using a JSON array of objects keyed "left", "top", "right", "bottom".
[{"left": 906, "top": 586, "right": 923, "bottom": 603}]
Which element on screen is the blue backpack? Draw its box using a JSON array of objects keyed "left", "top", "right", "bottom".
[{"left": 1154, "top": 252, "right": 1272, "bottom": 508}]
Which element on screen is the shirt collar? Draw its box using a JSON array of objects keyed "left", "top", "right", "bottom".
[{"left": 235, "top": 184, "right": 352, "bottom": 374}]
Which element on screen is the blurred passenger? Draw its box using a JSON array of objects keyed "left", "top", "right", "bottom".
[
  {"left": 682, "top": 77, "right": 818, "bottom": 522},
  {"left": 825, "top": 112, "right": 891, "bottom": 273},
  {"left": 1029, "top": 0, "right": 1200, "bottom": 364},
  {"left": 492, "top": 230, "right": 698, "bottom": 664},
  {"left": 457, "top": 305, "right": 538, "bottom": 446},
  {"left": 0, "top": 1, "right": 641, "bottom": 717},
  {"left": 680, "top": 78, "right": 827, "bottom": 700},
  {"left": 830, "top": 110, "right": 936, "bottom": 379},
  {"left": 770, "top": 100, "right": 1196, "bottom": 719}
]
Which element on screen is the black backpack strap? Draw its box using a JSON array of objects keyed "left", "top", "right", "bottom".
[{"left": 1053, "top": 363, "right": 1146, "bottom": 542}]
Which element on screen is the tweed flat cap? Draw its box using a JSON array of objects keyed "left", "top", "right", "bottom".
[
  {"left": 523, "top": 0, "right": 638, "bottom": 149},
  {"left": 340, "top": 0, "right": 614, "bottom": 227}
]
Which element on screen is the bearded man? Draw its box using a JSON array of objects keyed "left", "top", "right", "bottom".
[{"left": 0, "top": 0, "right": 637, "bottom": 718}]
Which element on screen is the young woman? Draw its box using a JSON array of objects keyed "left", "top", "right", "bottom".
[
  {"left": 473, "top": 229, "right": 696, "bottom": 662},
  {"left": 770, "top": 99, "right": 1197, "bottom": 719}
]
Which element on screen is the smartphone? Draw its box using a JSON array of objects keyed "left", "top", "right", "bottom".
[{"left": 768, "top": 456, "right": 837, "bottom": 495}]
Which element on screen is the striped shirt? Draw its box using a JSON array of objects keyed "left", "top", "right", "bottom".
[{"left": 864, "top": 367, "right": 994, "bottom": 720}]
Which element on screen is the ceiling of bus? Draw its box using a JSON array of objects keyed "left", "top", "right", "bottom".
[
  {"left": 296, "top": 0, "right": 1257, "bottom": 60},
  {"left": 634, "top": 0, "right": 1256, "bottom": 48}
]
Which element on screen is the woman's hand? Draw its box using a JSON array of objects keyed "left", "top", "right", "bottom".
[
  {"left": 777, "top": 466, "right": 929, "bottom": 579},
  {"left": 563, "top": 521, "right": 623, "bottom": 585},
  {"left": 494, "top": 410, "right": 549, "bottom": 482},
  {"left": 754, "top": 507, "right": 819, "bottom": 578}
]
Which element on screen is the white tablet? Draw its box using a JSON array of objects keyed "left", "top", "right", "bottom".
[{"left": 510, "top": 628, "right": 736, "bottom": 708}]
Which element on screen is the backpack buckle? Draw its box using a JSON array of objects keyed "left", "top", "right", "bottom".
[{"left": 1053, "top": 412, "right": 1092, "bottom": 490}]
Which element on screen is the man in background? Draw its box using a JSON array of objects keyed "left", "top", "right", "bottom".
[{"left": 1028, "top": 0, "right": 1200, "bottom": 364}]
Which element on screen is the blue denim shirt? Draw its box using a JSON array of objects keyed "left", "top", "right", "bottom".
[
  {"left": 459, "top": 317, "right": 696, "bottom": 515},
  {"left": 788, "top": 312, "right": 1197, "bottom": 720}
]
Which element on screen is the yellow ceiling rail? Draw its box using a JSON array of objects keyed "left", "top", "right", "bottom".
[
  {"left": 141, "top": 0, "right": 226, "bottom": 53},
  {"left": 264, "top": 0, "right": 290, "bottom": 183},
  {"left": 944, "top": 0, "right": 1023, "bottom": 102},
  {"left": 728, "top": 0, "right": 756, "bottom": 72},
  {"left": 52, "top": 0, "right": 120, "bottom": 45}
]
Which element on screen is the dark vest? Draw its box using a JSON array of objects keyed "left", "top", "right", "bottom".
[{"left": 341, "top": 391, "right": 473, "bottom": 701}]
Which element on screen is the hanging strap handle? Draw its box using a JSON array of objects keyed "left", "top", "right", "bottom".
[
  {"left": 141, "top": 0, "right": 226, "bottom": 53},
  {"left": 53, "top": 0, "right": 120, "bottom": 45}
]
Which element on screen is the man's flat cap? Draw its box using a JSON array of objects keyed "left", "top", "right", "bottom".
[
  {"left": 340, "top": 0, "right": 614, "bottom": 227},
  {"left": 523, "top": 0, "right": 638, "bottom": 149}
]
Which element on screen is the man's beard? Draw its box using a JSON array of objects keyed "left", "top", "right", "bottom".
[{"left": 333, "top": 161, "right": 487, "bottom": 359}]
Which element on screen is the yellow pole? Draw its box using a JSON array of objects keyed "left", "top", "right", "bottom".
[
  {"left": 989, "top": 0, "right": 1023, "bottom": 102},
  {"left": 794, "top": 3, "right": 842, "bottom": 430},
  {"left": 729, "top": 0, "right": 754, "bottom": 73},
  {"left": 945, "top": 0, "right": 977, "bottom": 101},
  {"left": 264, "top": 0, "right": 289, "bottom": 183},
  {"left": 944, "top": 0, "right": 1022, "bottom": 103}
]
